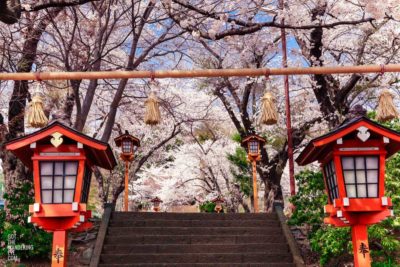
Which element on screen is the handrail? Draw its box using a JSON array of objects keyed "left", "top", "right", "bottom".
[
  {"left": 274, "top": 202, "right": 305, "bottom": 267},
  {"left": 90, "top": 203, "right": 115, "bottom": 267}
]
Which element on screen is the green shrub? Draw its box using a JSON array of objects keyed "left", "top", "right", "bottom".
[
  {"left": 227, "top": 147, "right": 251, "bottom": 197},
  {"left": 199, "top": 201, "right": 216, "bottom": 213},
  {"left": 0, "top": 180, "right": 51, "bottom": 260},
  {"left": 289, "top": 168, "right": 399, "bottom": 265}
]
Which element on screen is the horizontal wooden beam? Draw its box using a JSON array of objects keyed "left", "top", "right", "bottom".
[{"left": 0, "top": 64, "right": 398, "bottom": 81}]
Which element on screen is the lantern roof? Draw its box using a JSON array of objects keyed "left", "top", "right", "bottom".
[
  {"left": 241, "top": 134, "right": 266, "bottom": 145},
  {"left": 151, "top": 196, "right": 163, "bottom": 203},
  {"left": 212, "top": 195, "right": 225, "bottom": 203},
  {"left": 114, "top": 130, "right": 140, "bottom": 147},
  {"left": 296, "top": 116, "right": 400, "bottom": 166},
  {"left": 5, "top": 121, "right": 117, "bottom": 170}
]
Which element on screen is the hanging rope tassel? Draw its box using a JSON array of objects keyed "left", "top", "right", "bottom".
[
  {"left": 27, "top": 83, "right": 48, "bottom": 128},
  {"left": 144, "top": 91, "right": 161, "bottom": 125},
  {"left": 259, "top": 80, "right": 278, "bottom": 125},
  {"left": 376, "top": 89, "right": 399, "bottom": 122}
]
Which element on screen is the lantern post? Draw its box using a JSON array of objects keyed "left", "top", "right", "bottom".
[
  {"left": 114, "top": 130, "right": 140, "bottom": 212},
  {"left": 242, "top": 135, "right": 266, "bottom": 213},
  {"left": 151, "top": 196, "right": 163, "bottom": 212},
  {"left": 296, "top": 116, "right": 397, "bottom": 267},
  {"left": 212, "top": 195, "right": 225, "bottom": 213},
  {"left": 5, "top": 122, "right": 116, "bottom": 267}
]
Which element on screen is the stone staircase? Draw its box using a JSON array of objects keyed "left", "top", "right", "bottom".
[{"left": 94, "top": 211, "right": 302, "bottom": 267}]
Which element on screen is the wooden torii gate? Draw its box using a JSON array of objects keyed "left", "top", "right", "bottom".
[{"left": 1, "top": 63, "right": 397, "bottom": 206}]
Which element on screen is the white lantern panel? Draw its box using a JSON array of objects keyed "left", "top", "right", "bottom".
[
  {"left": 65, "top": 176, "right": 76, "bottom": 189},
  {"left": 41, "top": 177, "right": 53, "bottom": 189},
  {"left": 355, "top": 157, "right": 365, "bottom": 169},
  {"left": 65, "top": 162, "right": 78, "bottom": 175},
  {"left": 53, "top": 190, "right": 63, "bottom": 203},
  {"left": 249, "top": 141, "right": 258, "bottom": 154},
  {"left": 342, "top": 156, "right": 380, "bottom": 198},
  {"left": 55, "top": 162, "right": 63, "bottom": 175},
  {"left": 42, "top": 191, "right": 52, "bottom": 204},
  {"left": 64, "top": 190, "right": 74, "bottom": 203},
  {"left": 122, "top": 140, "right": 132, "bottom": 153},
  {"left": 54, "top": 176, "right": 63, "bottom": 189},
  {"left": 40, "top": 162, "right": 53, "bottom": 175},
  {"left": 343, "top": 171, "right": 355, "bottom": 184},
  {"left": 366, "top": 157, "right": 379, "bottom": 169},
  {"left": 356, "top": 170, "right": 366, "bottom": 183},
  {"left": 358, "top": 185, "right": 367, "bottom": 197},
  {"left": 367, "top": 170, "right": 378, "bottom": 183},
  {"left": 346, "top": 185, "right": 357, "bottom": 198},
  {"left": 342, "top": 157, "right": 354, "bottom": 169},
  {"left": 367, "top": 184, "right": 378, "bottom": 197}
]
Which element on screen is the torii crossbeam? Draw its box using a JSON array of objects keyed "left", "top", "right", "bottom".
[{"left": 0, "top": 64, "right": 398, "bottom": 81}]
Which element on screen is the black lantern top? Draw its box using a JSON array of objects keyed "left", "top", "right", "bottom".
[
  {"left": 151, "top": 196, "right": 163, "bottom": 204},
  {"left": 114, "top": 130, "right": 140, "bottom": 155},
  {"left": 212, "top": 195, "right": 225, "bottom": 204}
]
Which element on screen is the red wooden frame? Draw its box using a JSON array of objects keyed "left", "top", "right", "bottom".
[{"left": 6, "top": 122, "right": 116, "bottom": 267}]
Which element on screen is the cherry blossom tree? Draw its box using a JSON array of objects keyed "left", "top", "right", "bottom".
[{"left": 1, "top": 0, "right": 400, "bottom": 214}]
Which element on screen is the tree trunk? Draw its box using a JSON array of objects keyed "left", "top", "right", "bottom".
[{"left": 1, "top": 8, "right": 62, "bottom": 219}]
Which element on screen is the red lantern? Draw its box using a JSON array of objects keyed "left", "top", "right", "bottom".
[
  {"left": 242, "top": 134, "right": 266, "bottom": 161},
  {"left": 212, "top": 195, "right": 225, "bottom": 213},
  {"left": 241, "top": 134, "right": 266, "bottom": 213},
  {"left": 151, "top": 196, "right": 163, "bottom": 212},
  {"left": 296, "top": 116, "right": 397, "bottom": 267},
  {"left": 114, "top": 130, "right": 140, "bottom": 211},
  {"left": 114, "top": 130, "right": 140, "bottom": 161},
  {"left": 6, "top": 122, "right": 116, "bottom": 267}
]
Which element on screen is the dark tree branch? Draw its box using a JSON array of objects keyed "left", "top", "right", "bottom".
[
  {"left": 25, "top": 0, "right": 100, "bottom": 12},
  {"left": 168, "top": 0, "right": 375, "bottom": 42}
]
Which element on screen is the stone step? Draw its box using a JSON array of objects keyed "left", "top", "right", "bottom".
[
  {"left": 107, "top": 226, "right": 282, "bottom": 236},
  {"left": 102, "top": 243, "right": 290, "bottom": 254},
  {"left": 104, "top": 234, "right": 287, "bottom": 245},
  {"left": 111, "top": 212, "right": 277, "bottom": 221},
  {"left": 109, "top": 219, "right": 279, "bottom": 228},
  {"left": 100, "top": 253, "right": 293, "bottom": 264},
  {"left": 99, "top": 263, "right": 297, "bottom": 267}
]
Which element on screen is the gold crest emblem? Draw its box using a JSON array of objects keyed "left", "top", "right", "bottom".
[{"left": 50, "top": 132, "right": 64, "bottom": 147}]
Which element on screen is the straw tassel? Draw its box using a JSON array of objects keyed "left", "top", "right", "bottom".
[
  {"left": 144, "top": 91, "right": 161, "bottom": 125},
  {"left": 259, "top": 81, "right": 278, "bottom": 125},
  {"left": 27, "top": 84, "right": 48, "bottom": 128},
  {"left": 376, "top": 89, "right": 399, "bottom": 122}
]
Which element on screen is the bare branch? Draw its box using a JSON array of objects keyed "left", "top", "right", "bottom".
[{"left": 25, "top": 0, "right": 100, "bottom": 12}]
